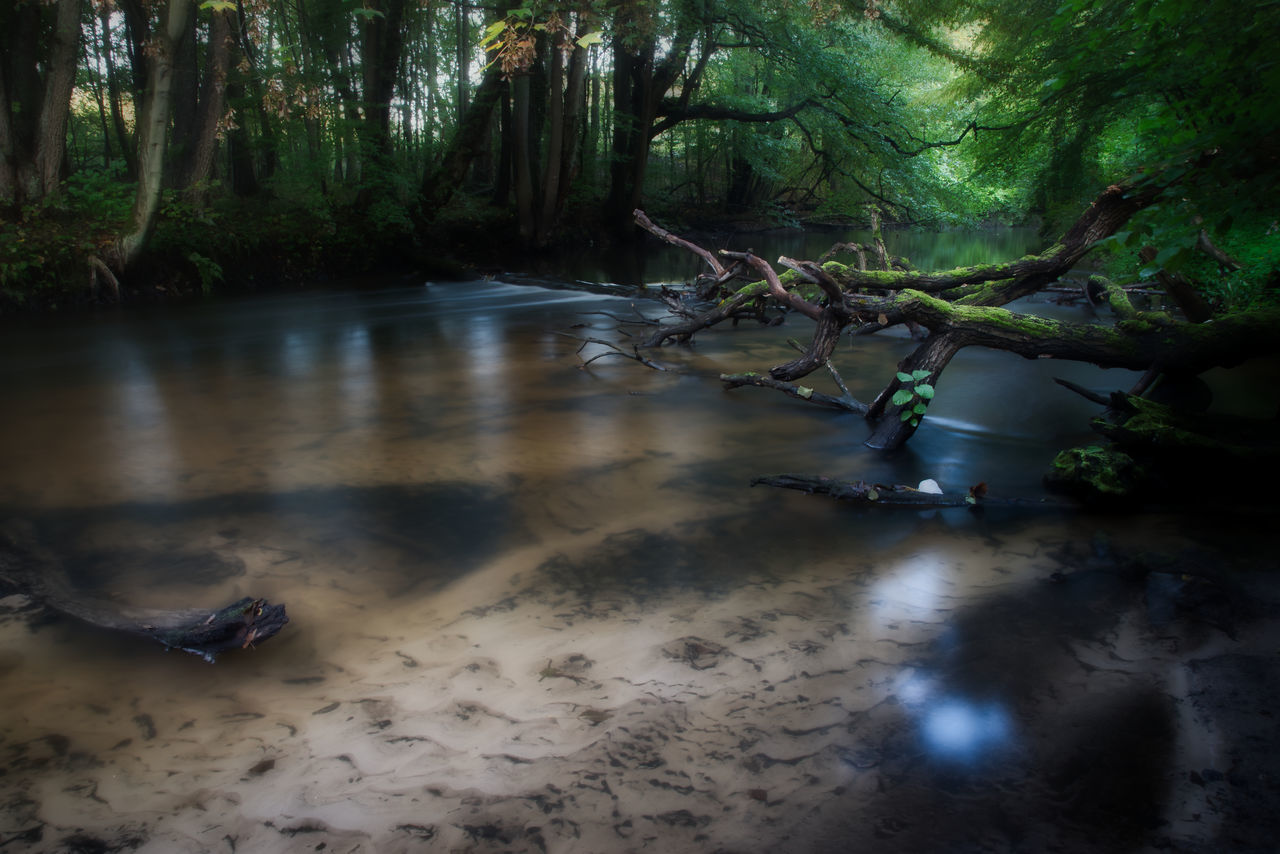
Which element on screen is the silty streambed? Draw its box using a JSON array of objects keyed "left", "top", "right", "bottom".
[{"left": 0, "top": 275, "right": 1277, "bottom": 853}]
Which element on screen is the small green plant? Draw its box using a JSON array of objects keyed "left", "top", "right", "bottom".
[
  {"left": 891, "top": 369, "right": 935, "bottom": 427},
  {"left": 187, "top": 251, "right": 224, "bottom": 296}
]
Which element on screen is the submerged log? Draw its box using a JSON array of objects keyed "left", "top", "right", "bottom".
[
  {"left": 753, "top": 474, "right": 1062, "bottom": 508},
  {"left": 0, "top": 521, "right": 288, "bottom": 662}
]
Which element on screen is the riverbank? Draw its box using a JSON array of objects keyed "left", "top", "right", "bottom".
[{"left": 0, "top": 183, "right": 981, "bottom": 316}]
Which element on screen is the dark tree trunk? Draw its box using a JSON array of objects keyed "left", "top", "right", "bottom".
[
  {"left": 0, "top": 0, "right": 81, "bottom": 208},
  {"left": 361, "top": 0, "right": 408, "bottom": 158},
  {"left": 101, "top": 7, "right": 139, "bottom": 179},
  {"left": 182, "top": 8, "right": 233, "bottom": 201},
  {"left": 233, "top": 0, "right": 276, "bottom": 180},
  {"left": 491, "top": 86, "right": 512, "bottom": 205},
  {"left": 420, "top": 62, "right": 507, "bottom": 216},
  {"left": 167, "top": 10, "right": 200, "bottom": 187},
  {"left": 512, "top": 73, "right": 536, "bottom": 243}
]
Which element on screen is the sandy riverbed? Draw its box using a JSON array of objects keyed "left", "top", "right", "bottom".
[{"left": 1, "top": 505, "right": 1276, "bottom": 854}]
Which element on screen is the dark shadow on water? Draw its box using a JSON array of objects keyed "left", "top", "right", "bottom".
[
  {"left": 1, "top": 481, "right": 531, "bottom": 597},
  {"left": 799, "top": 544, "right": 1184, "bottom": 852}
]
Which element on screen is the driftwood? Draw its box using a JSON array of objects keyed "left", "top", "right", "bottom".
[
  {"left": 0, "top": 521, "right": 288, "bottom": 662},
  {"left": 752, "top": 474, "right": 1063, "bottom": 507},
  {"left": 721, "top": 372, "right": 868, "bottom": 413}
]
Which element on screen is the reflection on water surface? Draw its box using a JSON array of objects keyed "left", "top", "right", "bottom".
[{"left": 0, "top": 276, "right": 1277, "bottom": 852}]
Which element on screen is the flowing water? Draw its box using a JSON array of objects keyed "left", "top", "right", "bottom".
[{"left": 1, "top": 233, "right": 1278, "bottom": 853}]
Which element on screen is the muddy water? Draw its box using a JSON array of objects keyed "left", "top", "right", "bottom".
[{"left": 0, "top": 275, "right": 1278, "bottom": 853}]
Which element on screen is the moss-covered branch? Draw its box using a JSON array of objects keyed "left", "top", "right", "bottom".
[{"left": 874, "top": 290, "right": 1280, "bottom": 373}]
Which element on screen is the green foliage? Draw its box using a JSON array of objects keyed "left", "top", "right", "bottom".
[
  {"left": 1095, "top": 205, "right": 1280, "bottom": 312},
  {"left": 0, "top": 170, "right": 131, "bottom": 302},
  {"left": 891, "top": 369, "right": 935, "bottom": 427},
  {"left": 937, "top": 0, "right": 1280, "bottom": 233},
  {"left": 8, "top": 0, "right": 1272, "bottom": 308},
  {"left": 187, "top": 251, "right": 224, "bottom": 296}
]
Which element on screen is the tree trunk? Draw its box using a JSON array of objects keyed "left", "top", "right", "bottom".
[
  {"left": 234, "top": 0, "right": 277, "bottom": 180},
  {"left": 512, "top": 73, "right": 536, "bottom": 243},
  {"left": 100, "top": 7, "right": 138, "bottom": 178},
  {"left": 182, "top": 8, "right": 233, "bottom": 201},
  {"left": 84, "top": 14, "right": 116, "bottom": 167},
  {"left": 166, "top": 10, "right": 200, "bottom": 187},
  {"left": 0, "top": 0, "right": 81, "bottom": 208},
  {"left": 361, "top": 0, "right": 408, "bottom": 158},
  {"left": 491, "top": 86, "right": 512, "bottom": 205},
  {"left": 535, "top": 33, "right": 567, "bottom": 247},
  {"left": 455, "top": 1, "right": 470, "bottom": 122},
  {"left": 534, "top": 27, "right": 589, "bottom": 244},
  {"left": 420, "top": 61, "right": 507, "bottom": 216},
  {"left": 0, "top": 63, "right": 17, "bottom": 209},
  {"left": 224, "top": 11, "right": 259, "bottom": 196},
  {"left": 120, "top": 0, "right": 195, "bottom": 268},
  {"left": 604, "top": 16, "right": 696, "bottom": 234},
  {"left": 605, "top": 37, "right": 650, "bottom": 231},
  {"left": 36, "top": 0, "right": 81, "bottom": 198}
]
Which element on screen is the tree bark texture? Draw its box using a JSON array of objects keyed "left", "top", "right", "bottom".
[
  {"left": 0, "top": 0, "right": 81, "bottom": 208},
  {"left": 182, "top": 8, "right": 234, "bottom": 198},
  {"left": 121, "top": 0, "right": 195, "bottom": 267}
]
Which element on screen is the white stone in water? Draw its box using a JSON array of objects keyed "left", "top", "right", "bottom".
[{"left": 917, "top": 479, "right": 943, "bottom": 494}]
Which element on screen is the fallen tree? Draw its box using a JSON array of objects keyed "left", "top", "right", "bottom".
[
  {"left": 631, "top": 181, "right": 1280, "bottom": 505},
  {"left": 0, "top": 521, "right": 288, "bottom": 662}
]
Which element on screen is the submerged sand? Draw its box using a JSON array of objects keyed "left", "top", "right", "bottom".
[{"left": 1, "top": 506, "right": 1276, "bottom": 854}]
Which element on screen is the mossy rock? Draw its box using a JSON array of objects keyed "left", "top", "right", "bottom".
[{"left": 1044, "top": 444, "right": 1147, "bottom": 506}]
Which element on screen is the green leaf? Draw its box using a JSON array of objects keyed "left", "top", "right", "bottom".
[
  {"left": 866, "top": 488, "right": 879, "bottom": 501},
  {"left": 350, "top": 6, "right": 385, "bottom": 19},
  {"left": 199, "top": 0, "right": 237, "bottom": 10},
  {"left": 896, "top": 371, "right": 914, "bottom": 383},
  {"left": 915, "top": 384, "right": 935, "bottom": 400},
  {"left": 480, "top": 20, "right": 507, "bottom": 47},
  {"left": 910, "top": 418, "right": 920, "bottom": 427},
  {"left": 891, "top": 389, "right": 915, "bottom": 406},
  {"left": 900, "top": 410, "right": 913, "bottom": 422},
  {"left": 965, "top": 495, "right": 976, "bottom": 505},
  {"left": 913, "top": 403, "right": 928, "bottom": 415},
  {"left": 1154, "top": 244, "right": 1182, "bottom": 266},
  {"left": 797, "top": 386, "right": 814, "bottom": 399},
  {"left": 911, "top": 369, "right": 931, "bottom": 381},
  {"left": 575, "top": 30, "right": 604, "bottom": 48}
]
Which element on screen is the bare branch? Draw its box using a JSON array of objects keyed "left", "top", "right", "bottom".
[
  {"left": 634, "top": 209, "right": 726, "bottom": 277},
  {"left": 720, "top": 372, "right": 868, "bottom": 414},
  {"left": 556, "top": 333, "right": 668, "bottom": 371},
  {"left": 1053, "top": 377, "right": 1112, "bottom": 406}
]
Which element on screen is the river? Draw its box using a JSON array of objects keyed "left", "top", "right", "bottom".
[{"left": 0, "top": 231, "right": 1277, "bottom": 853}]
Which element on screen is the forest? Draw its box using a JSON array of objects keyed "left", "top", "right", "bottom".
[{"left": 1, "top": 0, "right": 1274, "bottom": 301}]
